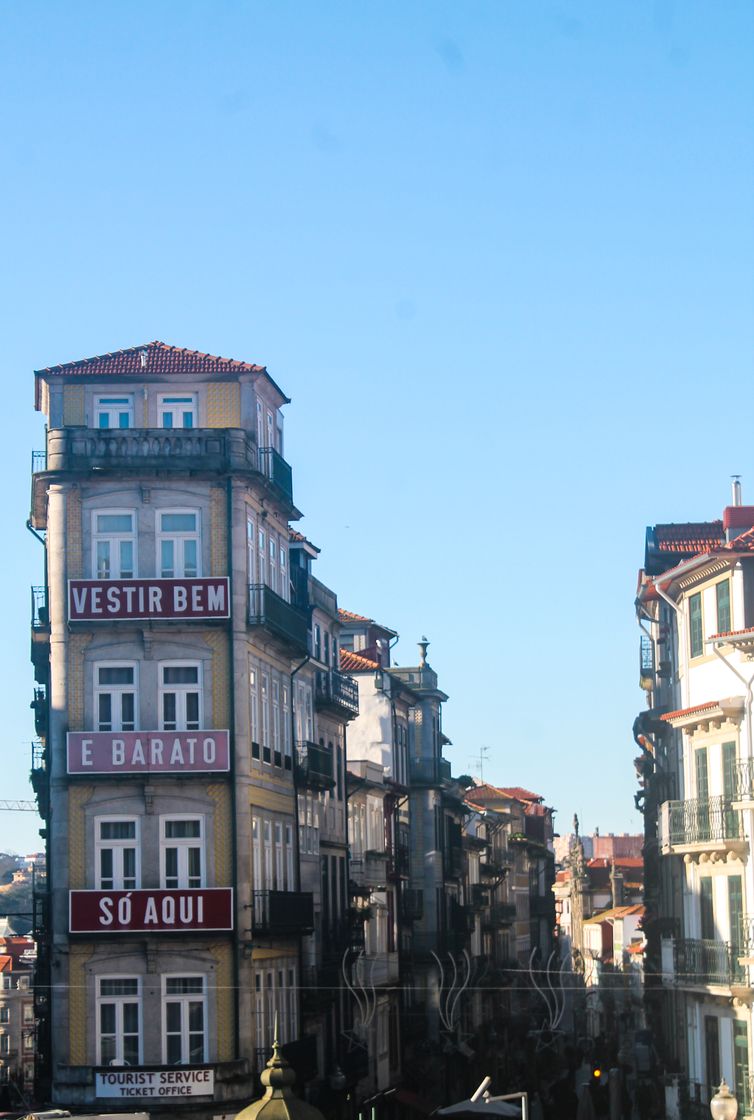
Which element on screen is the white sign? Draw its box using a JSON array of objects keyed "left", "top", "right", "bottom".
[{"left": 96, "top": 1068, "right": 215, "bottom": 1098}]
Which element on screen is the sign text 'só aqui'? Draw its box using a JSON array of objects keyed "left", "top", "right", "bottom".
[
  {"left": 69, "top": 888, "right": 234, "bottom": 933},
  {"left": 68, "top": 578, "right": 230, "bottom": 621}
]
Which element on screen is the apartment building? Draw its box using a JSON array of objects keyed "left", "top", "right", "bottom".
[
  {"left": 28, "top": 341, "right": 357, "bottom": 1116},
  {"left": 0, "top": 932, "right": 35, "bottom": 1107},
  {"left": 635, "top": 485, "right": 754, "bottom": 1118}
]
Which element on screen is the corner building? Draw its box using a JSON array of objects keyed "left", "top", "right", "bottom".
[{"left": 29, "top": 342, "right": 353, "bottom": 1114}]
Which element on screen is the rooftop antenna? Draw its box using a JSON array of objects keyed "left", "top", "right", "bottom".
[{"left": 469, "top": 745, "right": 490, "bottom": 782}]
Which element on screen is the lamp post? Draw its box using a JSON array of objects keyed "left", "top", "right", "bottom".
[{"left": 710, "top": 1080, "right": 738, "bottom": 1120}]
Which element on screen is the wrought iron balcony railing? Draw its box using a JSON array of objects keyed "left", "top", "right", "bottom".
[
  {"left": 295, "top": 740, "right": 334, "bottom": 790},
  {"left": 673, "top": 937, "right": 744, "bottom": 986},
  {"left": 250, "top": 890, "right": 314, "bottom": 935},
  {"left": 315, "top": 669, "right": 359, "bottom": 716},
  {"left": 663, "top": 796, "right": 741, "bottom": 847},
  {"left": 258, "top": 446, "right": 293, "bottom": 505},
  {"left": 735, "top": 760, "right": 754, "bottom": 801},
  {"left": 248, "top": 584, "right": 308, "bottom": 652},
  {"left": 31, "top": 586, "right": 49, "bottom": 631}
]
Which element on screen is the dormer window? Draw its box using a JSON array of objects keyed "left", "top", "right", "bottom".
[
  {"left": 96, "top": 395, "right": 133, "bottom": 429},
  {"left": 158, "top": 394, "right": 196, "bottom": 429}
]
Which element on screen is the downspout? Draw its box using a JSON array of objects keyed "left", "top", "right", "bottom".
[
  {"left": 290, "top": 652, "right": 310, "bottom": 1044},
  {"left": 226, "top": 477, "right": 241, "bottom": 1059},
  {"left": 709, "top": 641, "right": 754, "bottom": 763}
]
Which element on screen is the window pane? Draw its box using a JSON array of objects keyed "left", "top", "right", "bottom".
[
  {"left": 166, "top": 977, "right": 203, "bottom": 995},
  {"left": 161, "top": 513, "right": 197, "bottom": 532},
  {"left": 164, "top": 849, "right": 178, "bottom": 886},
  {"left": 188, "top": 1001, "right": 204, "bottom": 1032},
  {"left": 99, "top": 667, "right": 135, "bottom": 685},
  {"left": 188, "top": 848, "right": 201, "bottom": 885},
  {"left": 96, "top": 541, "right": 111, "bottom": 578},
  {"left": 118, "top": 412, "right": 130, "bottom": 429},
  {"left": 100, "top": 1034, "right": 116, "bottom": 1065},
  {"left": 100, "top": 821, "right": 136, "bottom": 840},
  {"left": 166, "top": 1002, "right": 181, "bottom": 1031},
  {"left": 183, "top": 412, "right": 194, "bottom": 429},
  {"left": 100, "top": 978, "right": 138, "bottom": 997},
  {"left": 98, "top": 694, "right": 112, "bottom": 730},
  {"left": 163, "top": 694, "right": 177, "bottom": 729},
  {"left": 184, "top": 540, "right": 198, "bottom": 577},
  {"left": 97, "top": 514, "right": 133, "bottom": 533},
  {"left": 163, "top": 667, "right": 199, "bottom": 685},
  {"left": 100, "top": 1003, "right": 116, "bottom": 1034},
  {"left": 186, "top": 693, "right": 200, "bottom": 729},
  {"left": 123, "top": 849, "right": 136, "bottom": 887},
  {"left": 161, "top": 539, "right": 174, "bottom": 578},
  {"left": 162, "top": 412, "right": 174, "bottom": 429},
  {"left": 166, "top": 1033, "right": 182, "bottom": 1064},
  {"left": 123, "top": 1033, "right": 139, "bottom": 1065},
  {"left": 121, "top": 693, "right": 135, "bottom": 731},
  {"left": 119, "top": 540, "right": 134, "bottom": 578},
  {"left": 165, "top": 820, "right": 201, "bottom": 839}
]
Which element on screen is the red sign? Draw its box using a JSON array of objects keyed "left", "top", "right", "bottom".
[
  {"left": 68, "top": 578, "right": 230, "bottom": 621},
  {"left": 69, "top": 889, "right": 233, "bottom": 933},
  {"left": 67, "top": 731, "right": 230, "bottom": 775}
]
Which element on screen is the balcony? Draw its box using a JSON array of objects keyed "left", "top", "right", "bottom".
[
  {"left": 639, "top": 634, "right": 654, "bottom": 690},
  {"left": 248, "top": 585, "right": 308, "bottom": 653},
  {"left": 401, "top": 888, "right": 423, "bottom": 922},
  {"left": 480, "top": 852, "right": 511, "bottom": 878},
  {"left": 295, "top": 740, "right": 335, "bottom": 790},
  {"left": 30, "top": 586, "right": 50, "bottom": 682},
  {"left": 482, "top": 903, "right": 517, "bottom": 930},
  {"left": 315, "top": 670, "right": 359, "bottom": 718},
  {"left": 349, "top": 851, "right": 388, "bottom": 891},
  {"left": 30, "top": 741, "right": 47, "bottom": 819},
  {"left": 735, "top": 760, "right": 754, "bottom": 807},
  {"left": 251, "top": 890, "right": 314, "bottom": 936},
  {"left": 658, "top": 796, "right": 744, "bottom": 860},
  {"left": 470, "top": 883, "right": 490, "bottom": 910},
  {"left": 258, "top": 446, "right": 294, "bottom": 506},
  {"left": 30, "top": 688, "right": 47, "bottom": 740},
  {"left": 668, "top": 937, "right": 744, "bottom": 988}
]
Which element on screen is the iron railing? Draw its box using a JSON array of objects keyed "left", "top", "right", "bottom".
[
  {"left": 295, "top": 740, "right": 334, "bottom": 789},
  {"left": 251, "top": 890, "right": 314, "bottom": 935},
  {"left": 31, "top": 587, "right": 49, "bottom": 631},
  {"left": 248, "top": 584, "right": 308, "bottom": 650},
  {"left": 258, "top": 446, "right": 294, "bottom": 505},
  {"left": 315, "top": 669, "right": 359, "bottom": 716},
  {"left": 482, "top": 903, "right": 517, "bottom": 929},
  {"left": 640, "top": 634, "right": 654, "bottom": 678},
  {"left": 31, "top": 450, "right": 47, "bottom": 475},
  {"left": 673, "top": 937, "right": 743, "bottom": 986},
  {"left": 666, "top": 796, "right": 741, "bottom": 845},
  {"left": 735, "top": 759, "right": 754, "bottom": 801}
]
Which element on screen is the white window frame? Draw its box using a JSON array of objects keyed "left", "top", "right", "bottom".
[
  {"left": 254, "top": 961, "right": 298, "bottom": 1054},
  {"left": 92, "top": 509, "right": 137, "bottom": 579},
  {"left": 160, "top": 815, "right": 204, "bottom": 889},
  {"left": 95, "top": 815, "right": 140, "bottom": 890},
  {"left": 157, "top": 393, "right": 197, "bottom": 429},
  {"left": 95, "top": 395, "right": 134, "bottom": 429},
  {"left": 97, "top": 975, "right": 142, "bottom": 1066},
  {"left": 158, "top": 661, "right": 202, "bottom": 731},
  {"left": 247, "top": 515, "right": 256, "bottom": 584},
  {"left": 94, "top": 662, "right": 138, "bottom": 732},
  {"left": 156, "top": 509, "right": 201, "bottom": 578},
  {"left": 162, "top": 974, "right": 206, "bottom": 1065}
]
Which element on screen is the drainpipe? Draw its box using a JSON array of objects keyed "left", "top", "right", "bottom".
[{"left": 709, "top": 640, "right": 754, "bottom": 763}]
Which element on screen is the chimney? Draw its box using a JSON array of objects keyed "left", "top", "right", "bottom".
[
  {"left": 610, "top": 861, "right": 624, "bottom": 908},
  {"left": 732, "top": 476, "right": 743, "bottom": 507}
]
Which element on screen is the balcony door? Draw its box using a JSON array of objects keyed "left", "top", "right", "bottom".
[
  {"left": 695, "top": 748, "right": 710, "bottom": 841},
  {"left": 723, "top": 741, "right": 738, "bottom": 837}
]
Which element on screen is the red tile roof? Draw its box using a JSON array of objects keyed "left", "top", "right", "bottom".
[
  {"left": 498, "top": 786, "right": 544, "bottom": 804},
  {"left": 661, "top": 701, "right": 720, "bottom": 722},
  {"left": 339, "top": 649, "right": 379, "bottom": 672},
  {"left": 654, "top": 522, "right": 724, "bottom": 553},
  {"left": 709, "top": 626, "right": 754, "bottom": 640},
  {"left": 727, "top": 525, "right": 754, "bottom": 552},
  {"left": 338, "top": 609, "right": 373, "bottom": 623},
  {"left": 288, "top": 528, "right": 320, "bottom": 553},
  {"left": 36, "top": 340, "right": 267, "bottom": 378}
]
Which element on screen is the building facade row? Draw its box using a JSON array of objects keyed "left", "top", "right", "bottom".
[{"left": 28, "top": 340, "right": 556, "bottom": 1119}]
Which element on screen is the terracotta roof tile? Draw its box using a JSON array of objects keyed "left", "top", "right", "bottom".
[
  {"left": 709, "top": 626, "right": 754, "bottom": 640},
  {"left": 498, "top": 786, "right": 544, "bottom": 804},
  {"left": 726, "top": 525, "right": 754, "bottom": 551},
  {"left": 338, "top": 609, "right": 373, "bottom": 623},
  {"left": 654, "top": 522, "right": 724, "bottom": 553},
  {"left": 288, "top": 528, "right": 320, "bottom": 553},
  {"left": 339, "top": 649, "right": 379, "bottom": 672},
  {"left": 36, "top": 340, "right": 267, "bottom": 378},
  {"left": 661, "top": 701, "right": 720, "bottom": 721}
]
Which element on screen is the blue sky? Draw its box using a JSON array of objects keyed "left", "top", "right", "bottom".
[{"left": 1, "top": 1, "right": 752, "bottom": 853}]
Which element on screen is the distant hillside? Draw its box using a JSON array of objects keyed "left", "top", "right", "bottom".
[{"left": 0, "top": 855, "right": 33, "bottom": 935}]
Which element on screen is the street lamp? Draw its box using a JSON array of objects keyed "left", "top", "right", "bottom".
[{"left": 710, "top": 1080, "right": 738, "bottom": 1120}]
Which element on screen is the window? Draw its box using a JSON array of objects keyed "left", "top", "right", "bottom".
[
  {"left": 23, "top": 1032, "right": 33, "bottom": 1052},
  {"left": 716, "top": 580, "right": 731, "bottom": 635},
  {"left": 282, "top": 684, "right": 291, "bottom": 771},
  {"left": 93, "top": 511, "right": 136, "bottom": 579},
  {"left": 700, "top": 877, "right": 715, "bottom": 940},
  {"left": 252, "top": 813, "right": 295, "bottom": 891},
  {"left": 97, "top": 977, "right": 141, "bottom": 1066},
  {"left": 95, "top": 664, "right": 137, "bottom": 732},
  {"left": 158, "top": 394, "right": 197, "bottom": 429},
  {"left": 0, "top": 1036, "right": 9, "bottom": 1056},
  {"left": 254, "top": 962, "right": 298, "bottom": 1056},
  {"left": 272, "top": 680, "right": 281, "bottom": 768},
  {"left": 0, "top": 1008, "right": 8, "bottom": 1025},
  {"left": 704, "top": 1015, "right": 720, "bottom": 1092},
  {"left": 250, "top": 665, "right": 260, "bottom": 760},
  {"left": 22, "top": 1004, "right": 33, "bottom": 1024},
  {"left": 163, "top": 976, "right": 205, "bottom": 1064},
  {"left": 157, "top": 511, "right": 200, "bottom": 578},
  {"left": 159, "top": 663, "right": 201, "bottom": 731},
  {"left": 95, "top": 395, "right": 133, "bottom": 429},
  {"left": 96, "top": 817, "right": 139, "bottom": 890},
  {"left": 261, "top": 672, "right": 271, "bottom": 764},
  {"left": 161, "top": 817, "right": 203, "bottom": 888},
  {"left": 294, "top": 681, "right": 313, "bottom": 743},
  {"left": 689, "top": 592, "right": 703, "bottom": 658},
  {"left": 247, "top": 515, "right": 256, "bottom": 583}
]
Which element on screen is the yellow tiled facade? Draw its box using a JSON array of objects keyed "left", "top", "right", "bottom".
[
  {"left": 206, "top": 382, "right": 241, "bottom": 428},
  {"left": 68, "top": 945, "right": 95, "bottom": 1064},
  {"left": 62, "top": 385, "right": 85, "bottom": 426},
  {"left": 209, "top": 942, "right": 235, "bottom": 1062},
  {"left": 210, "top": 485, "right": 228, "bottom": 575}
]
